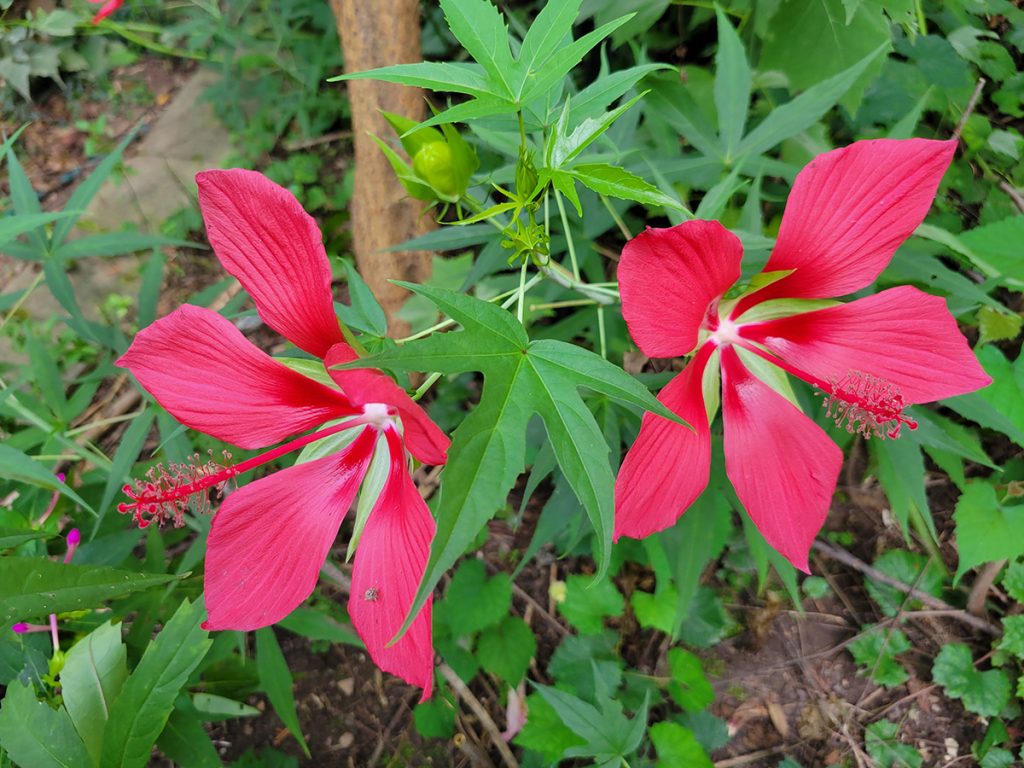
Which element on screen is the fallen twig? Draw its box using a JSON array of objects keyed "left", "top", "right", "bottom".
[
  {"left": 440, "top": 663, "right": 520, "bottom": 768},
  {"left": 953, "top": 78, "right": 986, "bottom": 142},
  {"left": 811, "top": 540, "right": 998, "bottom": 636}
]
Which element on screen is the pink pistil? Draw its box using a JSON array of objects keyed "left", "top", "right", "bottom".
[
  {"left": 119, "top": 409, "right": 397, "bottom": 528},
  {"left": 733, "top": 341, "right": 917, "bottom": 439}
]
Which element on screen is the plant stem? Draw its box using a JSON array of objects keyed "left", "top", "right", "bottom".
[
  {"left": 517, "top": 258, "right": 528, "bottom": 324},
  {"left": 0, "top": 270, "right": 43, "bottom": 331},
  {"left": 554, "top": 190, "right": 580, "bottom": 281},
  {"left": 597, "top": 305, "right": 607, "bottom": 359},
  {"left": 600, "top": 195, "right": 632, "bottom": 240},
  {"left": 412, "top": 372, "right": 441, "bottom": 402}
]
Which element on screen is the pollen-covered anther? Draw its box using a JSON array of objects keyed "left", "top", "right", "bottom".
[
  {"left": 117, "top": 450, "right": 234, "bottom": 529},
  {"left": 819, "top": 371, "right": 918, "bottom": 440}
]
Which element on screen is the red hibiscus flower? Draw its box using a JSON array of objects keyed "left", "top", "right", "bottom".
[
  {"left": 117, "top": 169, "right": 448, "bottom": 698},
  {"left": 614, "top": 138, "right": 990, "bottom": 571},
  {"left": 88, "top": 0, "right": 124, "bottom": 23}
]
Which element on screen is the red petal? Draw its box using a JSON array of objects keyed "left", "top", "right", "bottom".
[
  {"left": 89, "top": 0, "right": 123, "bottom": 22},
  {"left": 614, "top": 344, "right": 714, "bottom": 540},
  {"left": 720, "top": 348, "right": 842, "bottom": 572},
  {"left": 348, "top": 428, "right": 435, "bottom": 699},
  {"left": 325, "top": 344, "right": 449, "bottom": 466},
  {"left": 747, "top": 139, "right": 956, "bottom": 306},
  {"left": 118, "top": 305, "right": 356, "bottom": 449},
  {"left": 739, "top": 286, "right": 991, "bottom": 404},
  {"left": 203, "top": 427, "right": 376, "bottom": 631},
  {"left": 196, "top": 169, "right": 345, "bottom": 358},
  {"left": 618, "top": 221, "right": 743, "bottom": 358}
]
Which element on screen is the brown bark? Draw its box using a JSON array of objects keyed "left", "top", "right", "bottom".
[{"left": 331, "top": 0, "right": 434, "bottom": 336}]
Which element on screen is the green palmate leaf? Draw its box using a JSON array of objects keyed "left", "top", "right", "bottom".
[
  {"left": 330, "top": 61, "right": 497, "bottom": 97},
  {"left": 547, "top": 93, "right": 645, "bottom": 169},
  {"left": 650, "top": 721, "right": 714, "bottom": 768},
  {"left": 932, "top": 643, "right": 1011, "bottom": 718},
  {"left": 516, "top": 0, "right": 582, "bottom": 92},
  {"left": 865, "top": 550, "right": 943, "bottom": 616},
  {"left": 759, "top": 0, "right": 890, "bottom": 115},
  {"left": 865, "top": 720, "right": 923, "bottom": 768},
  {"left": 475, "top": 616, "right": 536, "bottom": 684},
  {"left": 537, "top": 680, "right": 648, "bottom": 765},
  {"left": 1002, "top": 560, "right": 1024, "bottom": 603},
  {"left": 997, "top": 615, "right": 1024, "bottom": 659},
  {"left": 736, "top": 44, "right": 887, "bottom": 161},
  {"left": 513, "top": 693, "right": 585, "bottom": 762},
  {"left": 518, "top": 14, "right": 634, "bottom": 104},
  {"left": 954, "top": 482, "right": 1024, "bottom": 581},
  {"left": 666, "top": 648, "right": 713, "bottom": 712},
  {"left": 60, "top": 621, "right": 128, "bottom": 765},
  {"left": 439, "top": 0, "right": 517, "bottom": 99},
  {"left": 0, "top": 559, "right": 176, "bottom": 625},
  {"left": 434, "top": 559, "right": 511, "bottom": 636},
  {"left": 645, "top": 78, "right": 724, "bottom": 160},
  {"left": 414, "top": 95, "right": 520, "bottom": 131},
  {"left": 338, "top": 284, "right": 687, "bottom": 641},
  {"left": 4, "top": 145, "right": 46, "bottom": 254},
  {"left": 0, "top": 681, "right": 91, "bottom": 768},
  {"left": 0, "top": 212, "right": 78, "bottom": 249},
  {"left": 0, "top": 444, "right": 96, "bottom": 515},
  {"left": 255, "top": 628, "right": 309, "bottom": 756},
  {"left": 52, "top": 232, "right": 185, "bottom": 261},
  {"left": 100, "top": 598, "right": 212, "bottom": 768},
  {"left": 959, "top": 216, "right": 1024, "bottom": 290},
  {"left": 848, "top": 625, "right": 912, "bottom": 687},
  {"left": 558, "top": 574, "right": 625, "bottom": 635},
  {"left": 571, "top": 63, "right": 671, "bottom": 122},
  {"left": 340, "top": 261, "right": 388, "bottom": 336},
  {"left": 714, "top": 7, "right": 752, "bottom": 158},
  {"left": 569, "top": 163, "right": 684, "bottom": 209}
]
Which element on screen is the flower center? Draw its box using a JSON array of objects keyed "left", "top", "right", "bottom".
[{"left": 709, "top": 315, "right": 742, "bottom": 348}]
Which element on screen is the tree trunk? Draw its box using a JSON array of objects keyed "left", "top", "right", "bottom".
[{"left": 330, "top": 0, "right": 433, "bottom": 337}]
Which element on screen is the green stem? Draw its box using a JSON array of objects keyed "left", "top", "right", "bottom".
[
  {"left": 601, "top": 195, "right": 633, "bottom": 240},
  {"left": 555, "top": 190, "right": 580, "bottom": 281},
  {"left": 0, "top": 270, "right": 43, "bottom": 331},
  {"left": 397, "top": 274, "right": 544, "bottom": 343},
  {"left": 517, "top": 258, "right": 528, "bottom": 324},
  {"left": 597, "top": 305, "right": 607, "bottom": 359},
  {"left": 412, "top": 372, "right": 442, "bottom": 402}
]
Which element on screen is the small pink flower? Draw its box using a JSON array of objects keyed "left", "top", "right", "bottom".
[
  {"left": 88, "top": 0, "right": 124, "bottom": 24},
  {"left": 116, "top": 169, "right": 448, "bottom": 698},
  {"left": 615, "top": 139, "right": 990, "bottom": 571}
]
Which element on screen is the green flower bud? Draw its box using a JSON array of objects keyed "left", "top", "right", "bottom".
[{"left": 413, "top": 141, "right": 461, "bottom": 201}]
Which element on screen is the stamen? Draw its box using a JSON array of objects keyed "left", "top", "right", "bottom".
[
  {"left": 117, "top": 450, "right": 235, "bottom": 529},
  {"left": 817, "top": 371, "right": 918, "bottom": 440},
  {"left": 117, "top": 416, "right": 376, "bottom": 529}
]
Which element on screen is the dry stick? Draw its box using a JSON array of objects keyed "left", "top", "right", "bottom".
[
  {"left": 811, "top": 540, "right": 998, "bottom": 636},
  {"left": 367, "top": 690, "right": 418, "bottom": 768},
  {"left": 511, "top": 583, "right": 568, "bottom": 637},
  {"left": 999, "top": 180, "right": 1024, "bottom": 214},
  {"left": 439, "top": 663, "right": 520, "bottom": 768},
  {"left": 952, "top": 78, "right": 986, "bottom": 142},
  {"left": 966, "top": 559, "right": 1006, "bottom": 617},
  {"left": 714, "top": 743, "right": 804, "bottom": 767}
]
